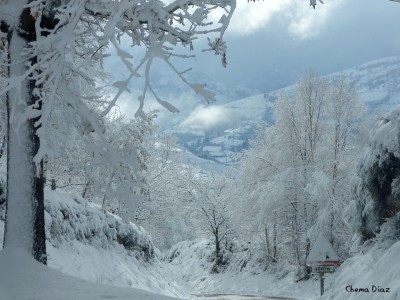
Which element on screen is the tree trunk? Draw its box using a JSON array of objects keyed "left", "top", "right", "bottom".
[
  {"left": 3, "top": 3, "right": 47, "bottom": 264},
  {"left": 304, "top": 237, "right": 311, "bottom": 279},
  {"left": 272, "top": 220, "right": 277, "bottom": 261},
  {"left": 215, "top": 228, "right": 221, "bottom": 266},
  {"left": 291, "top": 202, "right": 301, "bottom": 265},
  {"left": 265, "top": 227, "right": 271, "bottom": 257}
]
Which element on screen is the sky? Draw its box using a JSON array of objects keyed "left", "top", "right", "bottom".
[
  {"left": 106, "top": 0, "right": 400, "bottom": 127},
  {"left": 191, "top": 0, "right": 400, "bottom": 92}
]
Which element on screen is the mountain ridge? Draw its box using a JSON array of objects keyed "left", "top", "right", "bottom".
[{"left": 166, "top": 55, "right": 400, "bottom": 165}]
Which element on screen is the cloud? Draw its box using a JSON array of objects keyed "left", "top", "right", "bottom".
[
  {"left": 287, "top": 0, "right": 344, "bottom": 39},
  {"left": 226, "top": 0, "right": 344, "bottom": 39},
  {"left": 225, "top": 0, "right": 291, "bottom": 36},
  {"left": 109, "top": 92, "right": 141, "bottom": 119},
  {"left": 181, "top": 105, "right": 230, "bottom": 131},
  {"left": 104, "top": 0, "right": 400, "bottom": 129}
]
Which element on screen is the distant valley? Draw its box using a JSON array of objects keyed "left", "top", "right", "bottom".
[{"left": 162, "top": 56, "right": 400, "bottom": 165}]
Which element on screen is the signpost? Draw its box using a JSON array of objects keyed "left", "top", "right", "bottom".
[
  {"left": 311, "top": 265, "right": 336, "bottom": 274},
  {"left": 306, "top": 234, "right": 340, "bottom": 296}
]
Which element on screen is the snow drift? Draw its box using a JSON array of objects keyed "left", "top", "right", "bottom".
[
  {"left": 322, "top": 240, "right": 400, "bottom": 300},
  {"left": 0, "top": 190, "right": 187, "bottom": 299},
  {"left": 163, "top": 239, "right": 318, "bottom": 299}
]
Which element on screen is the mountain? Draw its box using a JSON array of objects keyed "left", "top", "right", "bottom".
[
  {"left": 168, "top": 94, "right": 275, "bottom": 164},
  {"left": 164, "top": 56, "right": 400, "bottom": 165}
]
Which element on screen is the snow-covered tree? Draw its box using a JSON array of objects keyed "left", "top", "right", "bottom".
[
  {"left": 46, "top": 111, "right": 156, "bottom": 222},
  {"left": 268, "top": 72, "right": 329, "bottom": 270},
  {"left": 137, "top": 133, "right": 194, "bottom": 249},
  {"left": 235, "top": 72, "right": 365, "bottom": 276},
  {"left": 0, "top": 0, "right": 235, "bottom": 264},
  {"left": 188, "top": 171, "right": 233, "bottom": 271},
  {"left": 321, "top": 76, "right": 365, "bottom": 249}
]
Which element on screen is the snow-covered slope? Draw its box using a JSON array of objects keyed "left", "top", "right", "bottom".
[
  {"left": 322, "top": 241, "right": 400, "bottom": 300},
  {"left": 170, "top": 94, "right": 275, "bottom": 164},
  {"left": 332, "top": 56, "right": 400, "bottom": 109},
  {"left": 163, "top": 239, "right": 318, "bottom": 300},
  {"left": 0, "top": 191, "right": 187, "bottom": 299},
  {"left": 164, "top": 236, "right": 400, "bottom": 300},
  {"left": 0, "top": 247, "right": 179, "bottom": 300},
  {"left": 169, "top": 56, "right": 400, "bottom": 165}
]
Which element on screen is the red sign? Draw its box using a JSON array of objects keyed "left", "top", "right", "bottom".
[{"left": 315, "top": 259, "right": 340, "bottom": 265}]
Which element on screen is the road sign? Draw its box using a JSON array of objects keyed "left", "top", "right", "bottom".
[
  {"left": 307, "top": 234, "right": 340, "bottom": 296},
  {"left": 311, "top": 265, "right": 336, "bottom": 274},
  {"left": 306, "top": 234, "right": 340, "bottom": 266}
]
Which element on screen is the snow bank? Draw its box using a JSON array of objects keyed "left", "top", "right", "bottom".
[
  {"left": 45, "top": 191, "right": 154, "bottom": 262},
  {"left": 163, "top": 239, "right": 318, "bottom": 299},
  {"left": 0, "top": 190, "right": 187, "bottom": 299},
  {"left": 322, "top": 241, "right": 400, "bottom": 300},
  {"left": 45, "top": 191, "right": 186, "bottom": 298},
  {"left": 0, "top": 247, "right": 180, "bottom": 300}
]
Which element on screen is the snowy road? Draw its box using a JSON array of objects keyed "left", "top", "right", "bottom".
[{"left": 194, "top": 294, "right": 295, "bottom": 300}]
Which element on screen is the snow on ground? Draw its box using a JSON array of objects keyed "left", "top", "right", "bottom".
[
  {"left": 47, "top": 237, "right": 186, "bottom": 298},
  {"left": 0, "top": 190, "right": 188, "bottom": 299},
  {"left": 44, "top": 191, "right": 187, "bottom": 298},
  {"left": 163, "top": 239, "right": 320, "bottom": 300},
  {"left": 322, "top": 241, "right": 400, "bottom": 300},
  {"left": 4, "top": 189, "right": 400, "bottom": 300},
  {"left": 189, "top": 270, "right": 321, "bottom": 300},
  {"left": 172, "top": 237, "right": 400, "bottom": 300},
  {"left": 0, "top": 247, "right": 179, "bottom": 300}
]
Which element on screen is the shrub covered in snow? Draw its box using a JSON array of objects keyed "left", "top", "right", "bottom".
[
  {"left": 162, "top": 238, "right": 315, "bottom": 299},
  {"left": 44, "top": 191, "right": 155, "bottom": 262},
  {"left": 350, "top": 107, "right": 400, "bottom": 242},
  {"left": 163, "top": 238, "right": 287, "bottom": 279},
  {"left": 1, "top": 190, "right": 188, "bottom": 298}
]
